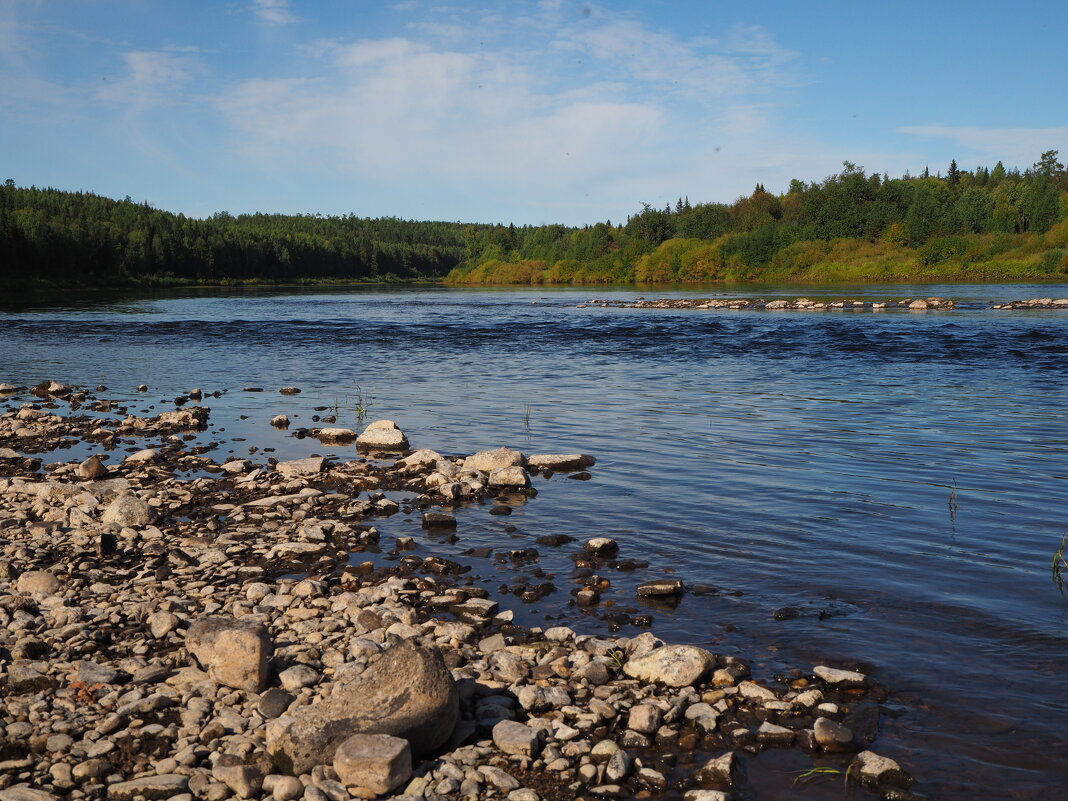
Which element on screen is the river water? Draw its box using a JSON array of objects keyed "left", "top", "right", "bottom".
[{"left": 1, "top": 283, "right": 1066, "bottom": 800}]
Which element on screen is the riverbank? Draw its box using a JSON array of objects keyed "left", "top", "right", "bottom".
[
  {"left": 0, "top": 383, "right": 923, "bottom": 801},
  {"left": 445, "top": 230, "right": 1068, "bottom": 287}
]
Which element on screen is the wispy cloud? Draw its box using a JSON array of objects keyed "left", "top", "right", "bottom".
[
  {"left": 900, "top": 124, "right": 1068, "bottom": 167},
  {"left": 249, "top": 0, "right": 296, "bottom": 25},
  {"left": 551, "top": 18, "right": 799, "bottom": 101},
  {"left": 97, "top": 50, "right": 204, "bottom": 105}
]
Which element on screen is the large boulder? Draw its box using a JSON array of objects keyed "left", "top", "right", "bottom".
[
  {"left": 357, "top": 420, "right": 409, "bottom": 451},
  {"left": 101, "top": 495, "right": 153, "bottom": 527},
  {"left": 623, "top": 644, "right": 715, "bottom": 687},
  {"left": 464, "top": 447, "right": 525, "bottom": 472},
  {"left": 267, "top": 640, "right": 457, "bottom": 774},
  {"left": 186, "top": 617, "right": 272, "bottom": 692}
]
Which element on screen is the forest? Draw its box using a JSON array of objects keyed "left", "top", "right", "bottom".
[
  {"left": 2, "top": 151, "right": 1066, "bottom": 289},
  {"left": 0, "top": 181, "right": 474, "bottom": 288},
  {"left": 448, "top": 151, "right": 1068, "bottom": 285}
]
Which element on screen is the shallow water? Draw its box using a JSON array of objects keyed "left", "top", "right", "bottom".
[{"left": 1, "top": 283, "right": 1067, "bottom": 799}]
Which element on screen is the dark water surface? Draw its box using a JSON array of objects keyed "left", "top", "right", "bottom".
[{"left": 1, "top": 284, "right": 1067, "bottom": 800}]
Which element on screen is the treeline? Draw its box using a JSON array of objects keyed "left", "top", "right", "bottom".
[
  {"left": 448, "top": 151, "right": 1068, "bottom": 284},
  {"left": 5, "top": 151, "right": 1067, "bottom": 289},
  {"left": 0, "top": 181, "right": 478, "bottom": 288}
]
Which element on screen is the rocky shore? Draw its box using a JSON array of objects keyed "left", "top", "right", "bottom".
[
  {"left": 576, "top": 296, "right": 1068, "bottom": 311},
  {"left": 0, "top": 383, "right": 924, "bottom": 801}
]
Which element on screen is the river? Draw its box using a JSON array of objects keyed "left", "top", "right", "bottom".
[{"left": 1, "top": 283, "right": 1066, "bottom": 800}]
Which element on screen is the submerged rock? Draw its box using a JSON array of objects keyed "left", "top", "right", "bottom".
[
  {"left": 316, "top": 427, "right": 357, "bottom": 443},
  {"left": 527, "top": 453, "right": 596, "bottom": 471},
  {"left": 850, "top": 750, "right": 914, "bottom": 788}
]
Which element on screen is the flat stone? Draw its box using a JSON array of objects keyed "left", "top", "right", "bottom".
[
  {"left": 124, "top": 448, "right": 160, "bottom": 464},
  {"left": 624, "top": 645, "right": 715, "bottom": 687},
  {"left": 738, "top": 681, "right": 777, "bottom": 702},
  {"left": 0, "top": 787, "right": 60, "bottom": 801},
  {"left": 636, "top": 579, "right": 684, "bottom": 597},
  {"left": 16, "top": 570, "right": 60, "bottom": 595},
  {"left": 422, "top": 512, "right": 457, "bottom": 529},
  {"left": 7, "top": 662, "right": 58, "bottom": 694},
  {"left": 813, "top": 665, "right": 867, "bottom": 687},
  {"left": 157, "top": 408, "right": 209, "bottom": 428},
  {"left": 76, "top": 661, "right": 123, "bottom": 685},
  {"left": 527, "top": 453, "right": 595, "bottom": 471},
  {"left": 333, "top": 733, "right": 412, "bottom": 795},
  {"left": 398, "top": 449, "right": 444, "bottom": 467},
  {"left": 493, "top": 720, "right": 543, "bottom": 757},
  {"left": 683, "top": 791, "right": 733, "bottom": 801},
  {"left": 464, "top": 447, "right": 526, "bottom": 472},
  {"left": 477, "top": 766, "right": 520, "bottom": 791},
  {"left": 756, "top": 721, "right": 795, "bottom": 744},
  {"left": 275, "top": 456, "right": 326, "bottom": 478},
  {"left": 186, "top": 617, "right": 272, "bottom": 692},
  {"left": 106, "top": 775, "right": 189, "bottom": 800}
]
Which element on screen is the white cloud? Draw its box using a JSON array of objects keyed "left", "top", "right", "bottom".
[
  {"left": 250, "top": 0, "right": 296, "bottom": 25},
  {"left": 900, "top": 124, "right": 1068, "bottom": 167},
  {"left": 222, "top": 37, "right": 662, "bottom": 193},
  {"left": 215, "top": 8, "right": 805, "bottom": 221}
]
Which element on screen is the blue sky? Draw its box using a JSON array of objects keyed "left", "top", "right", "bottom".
[{"left": 2, "top": 0, "right": 1066, "bottom": 225}]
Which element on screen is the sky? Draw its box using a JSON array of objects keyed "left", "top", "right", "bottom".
[{"left": 2, "top": 0, "right": 1066, "bottom": 225}]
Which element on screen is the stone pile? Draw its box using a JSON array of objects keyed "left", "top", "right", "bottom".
[
  {"left": 577, "top": 297, "right": 956, "bottom": 312},
  {"left": 989, "top": 296, "right": 1068, "bottom": 309},
  {"left": 0, "top": 386, "right": 922, "bottom": 801}
]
